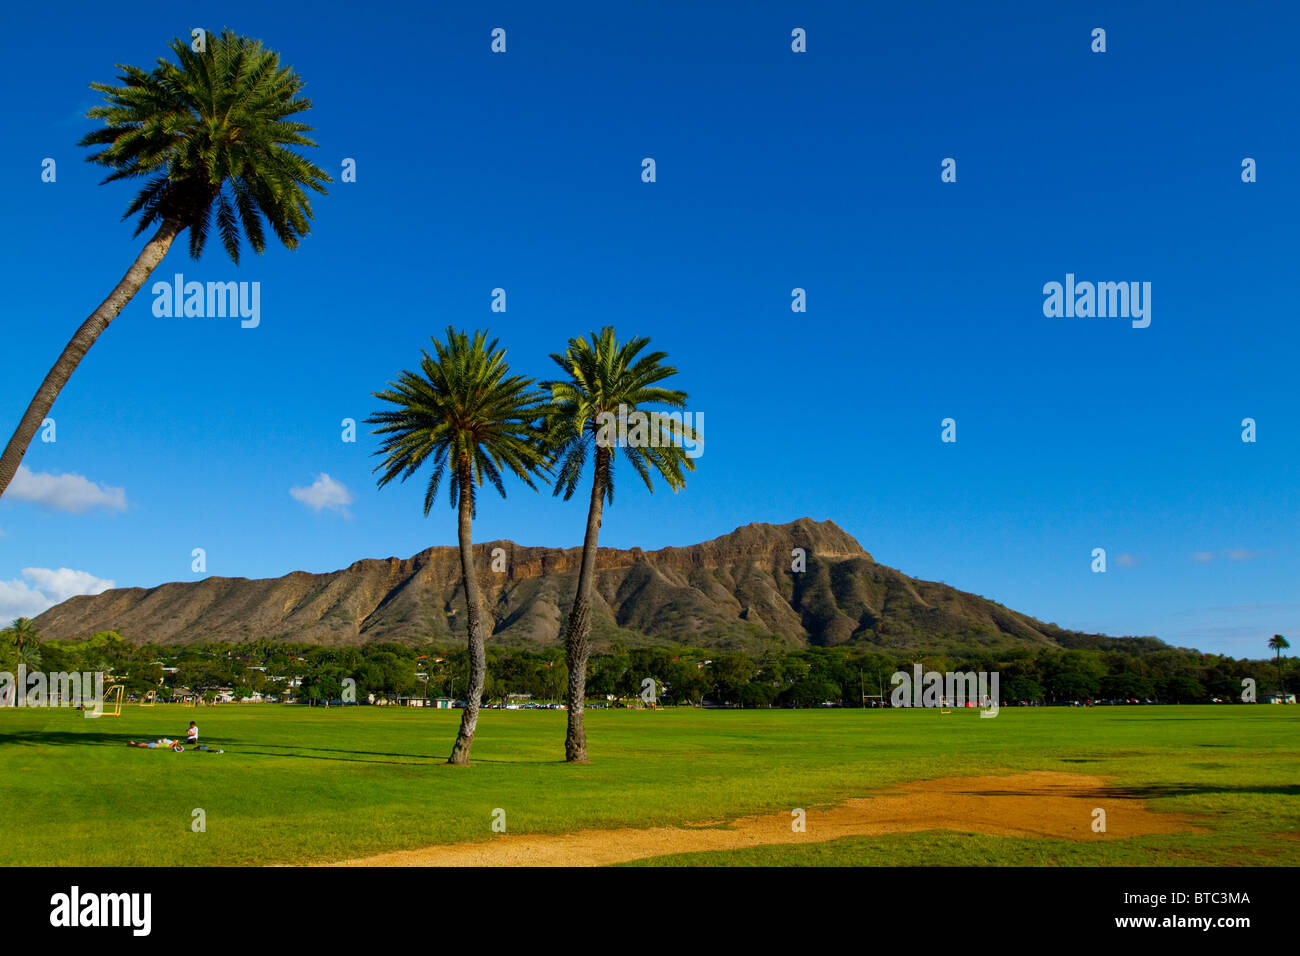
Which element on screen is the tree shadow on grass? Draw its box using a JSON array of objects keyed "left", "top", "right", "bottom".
[
  {"left": 253, "top": 740, "right": 443, "bottom": 760},
  {"left": 1, "top": 730, "right": 574, "bottom": 768},
  {"left": 945, "top": 782, "right": 1300, "bottom": 800},
  {"left": 1061, "top": 742, "right": 1237, "bottom": 762},
  {"left": 246, "top": 741, "right": 531, "bottom": 764},
  {"left": 237, "top": 749, "right": 523, "bottom": 768},
  {"left": 237, "top": 749, "right": 433, "bottom": 767},
  {"left": 1105, "top": 783, "right": 1300, "bottom": 799},
  {"left": 0, "top": 729, "right": 433, "bottom": 765},
  {"left": 0, "top": 729, "right": 522, "bottom": 767},
  {"left": 0, "top": 730, "right": 185, "bottom": 747}
]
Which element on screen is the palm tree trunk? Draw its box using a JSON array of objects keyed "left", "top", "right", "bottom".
[
  {"left": 563, "top": 447, "right": 609, "bottom": 763},
  {"left": 448, "top": 464, "right": 486, "bottom": 765},
  {"left": 0, "top": 219, "right": 183, "bottom": 500}
]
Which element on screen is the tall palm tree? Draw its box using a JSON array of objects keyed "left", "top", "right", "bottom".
[
  {"left": 0, "top": 29, "right": 331, "bottom": 499},
  {"left": 368, "top": 328, "right": 549, "bottom": 765},
  {"left": 1268, "top": 634, "right": 1290, "bottom": 692},
  {"left": 543, "top": 328, "right": 696, "bottom": 762}
]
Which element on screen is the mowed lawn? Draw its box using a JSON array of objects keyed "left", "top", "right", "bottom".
[{"left": 0, "top": 704, "right": 1295, "bottom": 866}]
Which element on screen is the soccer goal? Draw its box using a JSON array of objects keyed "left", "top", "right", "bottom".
[{"left": 85, "top": 684, "right": 124, "bottom": 718}]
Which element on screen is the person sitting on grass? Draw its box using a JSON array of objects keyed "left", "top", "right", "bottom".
[{"left": 183, "top": 721, "right": 222, "bottom": 751}]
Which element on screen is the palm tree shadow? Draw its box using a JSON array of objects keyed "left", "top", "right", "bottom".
[
  {"left": 0, "top": 730, "right": 181, "bottom": 747},
  {"left": 0, "top": 731, "right": 533, "bottom": 766},
  {"left": 253, "top": 741, "right": 532, "bottom": 764},
  {"left": 238, "top": 749, "right": 432, "bottom": 767},
  {"left": 1106, "top": 783, "right": 1300, "bottom": 799},
  {"left": 0, "top": 731, "right": 440, "bottom": 767},
  {"left": 949, "top": 783, "right": 1300, "bottom": 799},
  {"left": 255, "top": 741, "right": 439, "bottom": 760}
]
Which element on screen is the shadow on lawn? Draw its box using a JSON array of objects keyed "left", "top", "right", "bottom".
[
  {"left": 249, "top": 741, "right": 526, "bottom": 765},
  {"left": 1105, "top": 782, "right": 1300, "bottom": 799},
  {"left": 0, "top": 730, "right": 183, "bottom": 747},
  {"left": 240, "top": 746, "right": 522, "bottom": 766},
  {"left": 237, "top": 749, "right": 434, "bottom": 767},
  {"left": 0, "top": 730, "right": 521, "bottom": 766},
  {"left": 945, "top": 782, "right": 1300, "bottom": 800},
  {"left": 254, "top": 740, "right": 441, "bottom": 760}
]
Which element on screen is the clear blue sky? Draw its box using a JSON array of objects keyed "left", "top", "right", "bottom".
[{"left": 2, "top": 0, "right": 1296, "bottom": 657}]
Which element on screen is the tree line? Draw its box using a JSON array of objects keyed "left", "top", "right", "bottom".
[{"left": 5, "top": 626, "right": 1292, "bottom": 709}]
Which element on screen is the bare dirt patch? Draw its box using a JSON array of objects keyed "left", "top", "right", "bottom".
[{"left": 327, "top": 770, "right": 1201, "bottom": 867}]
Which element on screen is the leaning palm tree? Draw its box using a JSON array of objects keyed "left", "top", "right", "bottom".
[
  {"left": 543, "top": 328, "right": 696, "bottom": 762},
  {"left": 1268, "top": 634, "right": 1290, "bottom": 692},
  {"left": 368, "top": 328, "right": 549, "bottom": 765},
  {"left": 0, "top": 29, "right": 330, "bottom": 499}
]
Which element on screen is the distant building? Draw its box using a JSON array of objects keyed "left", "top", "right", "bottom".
[{"left": 394, "top": 696, "right": 455, "bottom": 708}]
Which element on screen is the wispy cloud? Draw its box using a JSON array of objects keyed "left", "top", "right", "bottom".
[
  {"left": 1189, "top": 548, "right": 1257, "bottom": 563},
  {"left": 0, "top": 567, "right": 115, "bottom": 620},
  {"left": 290, "top": 473, "right": 354, "bottom": 517},
  {"left": 7, "top": 466, "right": 127, "bottom": 514}
]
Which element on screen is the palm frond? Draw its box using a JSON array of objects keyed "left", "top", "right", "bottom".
[
  {"left": 541, "top": 326, "right": 695, "bottom": 505},
  {"left": 79, "top": 28, "right": 331, "bottom": 263},
  {"left": 367, "top": 328, "right": 552, "bottom": 517}
]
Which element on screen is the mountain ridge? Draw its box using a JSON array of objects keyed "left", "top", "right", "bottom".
[{"left": 32, "top": 519, "right": 1157, "bottom": 654}]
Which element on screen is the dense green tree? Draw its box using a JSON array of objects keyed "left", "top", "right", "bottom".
[
  {"left": 1160, "top": 675, "right": 1206, "bottom": 703},
  {"left": 1002, "top": 675, "right": 1045, "bottom": 703},
  {"left": 707, "top": 653, "right": 758, "bottom": 705},
  {"left": 1051, "top": 671, "right": 1100, "bottom": 702},
  {"left": 1100, "top": 672, "right": 1155, "bottom": 700},
  {"left": 665, "top": 660, "right": 706, "bottom": 705}
]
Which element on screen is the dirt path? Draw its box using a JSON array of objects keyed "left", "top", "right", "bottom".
[{"left": 327, "top": 771, "right": 1201, "bottom": 867}]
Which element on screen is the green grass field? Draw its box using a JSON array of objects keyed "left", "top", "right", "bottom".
[{"left": 1, "top": 704, "right": 1296, "bottom": 866}]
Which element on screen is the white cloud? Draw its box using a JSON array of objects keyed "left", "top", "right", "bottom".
[
  {"left": 7, "top": 465, "right": 127, "bottom": 513},
  {"left": 1191, "top": 549, "right": 1256, "bottom": 564},
  {"left": 0, "top": 567, "right": 115, "bottom": 621},
  {"left": 0, "top": 580, "right": 51, "bottom": 620},
  {"left": 290, "top": 473, "right": 354, "bottom": 517}
]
